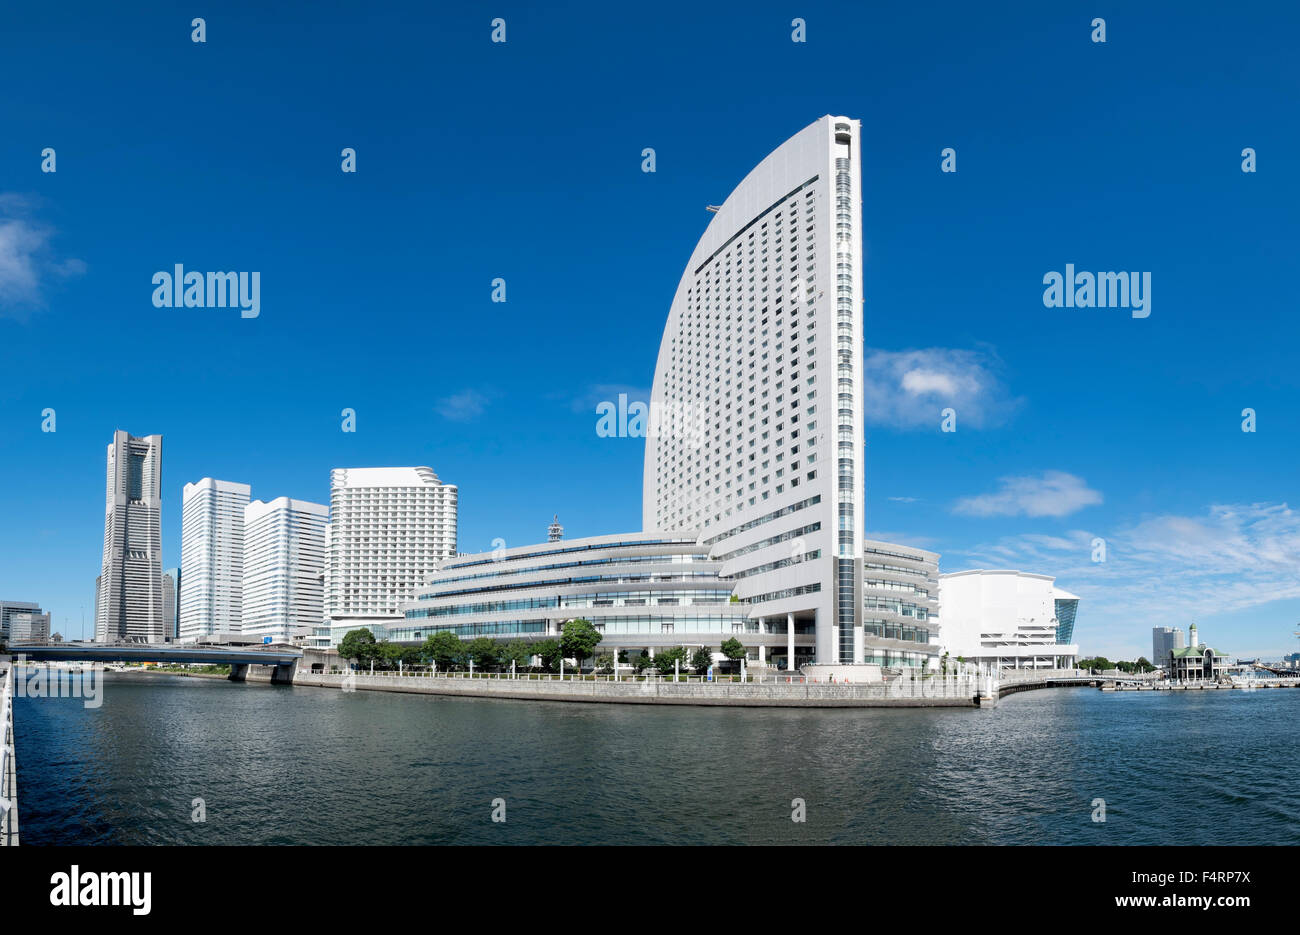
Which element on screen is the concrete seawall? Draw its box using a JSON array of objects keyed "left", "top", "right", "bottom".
[{"left": 254, "top": 669, "right": 982, "bottom": 708}]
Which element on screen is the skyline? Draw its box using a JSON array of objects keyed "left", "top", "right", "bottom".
[{"left": 2, "top": 2, "right": 1299, "bottom": 659}]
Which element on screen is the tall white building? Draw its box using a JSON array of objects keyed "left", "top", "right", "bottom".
[
  {"left": 95, "top": 431, "right": 165, "bottom": 642},
  {"left": 327, "top": 467, "right": 457, "bottom": 644},
  {"left": 242, "top": 497, "right": 328, "bottom": 644},
  {"left": 937, "top": 570, "right": 1080, "bottom": 670},
  {"left": 179, "top": 478, "right": 250, "bottom": 642},
  {"left": 644, "top": 115, "right": 865, "bottom": 666}
]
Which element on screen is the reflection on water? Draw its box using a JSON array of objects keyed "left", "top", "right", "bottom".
[{"left": 13, "top": 673, "right": 1300, "bottom": 845}]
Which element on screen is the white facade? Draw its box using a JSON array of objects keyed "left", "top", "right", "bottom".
[
  {"left": 937, "top": 570, "right": 1080, "bottom": 670},
  {"left": 327, "top": 467, "right": 457, "bottom": 643},
  {"left": 242, "top": 497, "right": 328, "bottom": 644},
  {"left": 95, "top": 431, "right": 165, "bottom": 642},
  {"left": 644, "top": 115, "right": 865, "bottom": 666},
  {"left": 179, "top": 478, "right": 250, "bottom": 642}
]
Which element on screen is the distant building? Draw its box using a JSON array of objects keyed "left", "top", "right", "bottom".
[
  {"left": 1152, "top": 626, "right": 1184, "bottom": 666},
  {"left": 937, "top": 570, "right": 1079, "bottom": 670},
  {"left": 326, "top": 467, "right": 458, "bottom": 645},
  {"left": 1167, "top": 623, "right": 1228, "bottom": 681},
  {"left": 10, "top": 611, "right": 51, "bottom": 642},
  {"left": 242, "top": 497, "right": 328, "bottom": 644},
  {"left": 95, "top": 431, "right": 165, "bottom": 642},
  {"left": 180, "top": 478, "right": 251, "bottom": 642},
  {"left": 1, "top": 600, "right": 43, "bottom": 644},
  {"left": 162, "top": 568, "right": 178, "bottom": 641}
]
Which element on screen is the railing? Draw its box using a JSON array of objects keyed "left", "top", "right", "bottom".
[
  {"left": 1, "top": 665, "right": 16, "bottom": 845},
  {"left": 310, "top": 667, "right": 986, "bottom": 700}
]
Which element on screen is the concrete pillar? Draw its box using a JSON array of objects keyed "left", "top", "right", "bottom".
[
  {"left": 270, "top": 661, "right": 296, "bottom": 684},
  {"left": 787, "top": 613, "right": 795, "bottom": 672},
  {"left": 228, "top": 663, "right": 249, "bottom": 682}
]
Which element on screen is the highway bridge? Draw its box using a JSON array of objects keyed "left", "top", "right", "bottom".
[{"left": 7, "top": 642, "right": 302, "bottom": 683}]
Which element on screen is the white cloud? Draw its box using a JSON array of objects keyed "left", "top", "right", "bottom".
[
  {"left": 0, "top": 194, "right": 84, "bottom": 316},
  {"left": 954, "top": 471, "right": 1102, "bottom": 518},
  {"left": 949, "top": 502, "right": 1300, "bottom": 657},
  {"left": 436, "top": 389, "right": 492, "bottom": 422},
  {"left": 864, "top": 346, "right": 1019, "bottom": 430}
]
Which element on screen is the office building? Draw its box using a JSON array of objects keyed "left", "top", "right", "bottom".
[
  {"left": 937, "top": 570, "right": 1080, "bottom": 670},
  {"left": 10, "top": 611, "right": 51, "bottom": 642},
  {"left": 326, "top": 467, "right": 458, "bottom": 644},
  {"left": 242, "top": 497, "right": 328, "bottom": 644},
  {"left": 95, "top": 431, "right": 164, "bottom": 642},
  {"left": 162, "top": 568, "right": 178, "bottom": 641},
  {"left": 1, "top": 600, "right": 43, "bottom": 644},
  {"left": 179, "top": 478, "right": 250, "bottom": 642}
]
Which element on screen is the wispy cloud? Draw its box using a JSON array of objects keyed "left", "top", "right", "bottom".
[
  {"left": 954, "top": 471, "right": 1102, "bottom": 518},
  {"left": 887, "top": 496, "right": 921, "bottom": 503},
  {"left": 569, "top": 383, "right": 650, "bottom": 414},
  {"left": 0, "top": 194, "right": 84, "bottom": 318},
  {"left": 863, "top": 346, "right": 1020, "bottom": 430},
  {"left": 436, "top": 389, "right": 494, "bottom": 422},
  {"left": 950, "top": 502, "right": 1300, "bottom": 655}
]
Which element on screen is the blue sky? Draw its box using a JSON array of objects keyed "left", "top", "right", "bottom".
[{"left": 2, "top": 1, "right": 1297, "bottom": 659}]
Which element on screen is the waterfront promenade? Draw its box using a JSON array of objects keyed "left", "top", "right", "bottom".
[{"left": 1, "top": 664, "right": 17, "bottom": 846}]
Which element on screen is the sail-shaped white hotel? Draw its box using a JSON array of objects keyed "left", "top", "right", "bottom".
[{"left": 398, "top": 116, "right": 937, "bottom": 670}]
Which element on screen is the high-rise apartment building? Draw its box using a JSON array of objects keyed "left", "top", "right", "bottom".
[
  {"left": 179, "top": 478, "right": 250, "bottom": 642},
  {"left": 327, "top": 467, "right": 457, "bottom": 644},
  {"left": 242, "top": 497, "right": 328, "bottom": 644},
  {"left": 95, "top": 431, "right": 164, "bottom": 642},
  {"left": 644, "top": 115, "right": 865, "bottom": 665}
]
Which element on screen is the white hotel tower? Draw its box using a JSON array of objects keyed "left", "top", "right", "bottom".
[
  {"left": 327, "top": 467, "right": 458, "bottom": 643},
  {"left": 644, "top": 115, "right": 865, "bottom": 665},
  {"left": 400, "top": 116, "right": 935, "bottom": 671}
]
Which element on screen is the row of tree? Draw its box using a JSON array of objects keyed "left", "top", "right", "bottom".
[
  {"left": 336, "top": 622, "right": 748, "bottom": 675},
  {"left": 1077, "top": 656, "right": 1156, "bottom": 673}
]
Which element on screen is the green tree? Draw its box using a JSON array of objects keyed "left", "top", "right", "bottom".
[
  {"left": 499, "top": 641, "right": 534, "bottom": 671},
  {"left": 652, "top": 646, "right": 688, "bottom": 675},
  {"left": 533, "top": 638, "right": 563, "bottom": 673},
  {"left": 691, "top": 646, "right": 713, "bottom": 673},
  {"left": 633, "top": 650, "right": 652, "bottom": 674},
  {"left": 593, "top": 653, "right": 614, "bottom": 674},
  {"left": 466, "top": 636, "right": 501, "bottom": 670},
  {"left": 375, "top": 641, "right": 405, "bottom": 670},
  {"left": 560, "top": 618, "right": 603, "bottom": 671},
  {"left": 338, "top": 629, "right": 377, "bottom": 668},
  {"left": 720, "top": 637, "right": 746, "bottom": 668},
  {"left": 422, "top": 631, "right": 465, "bottom": 671}
]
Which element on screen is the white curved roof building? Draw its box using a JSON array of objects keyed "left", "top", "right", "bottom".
[{"left": 644, "top": 115, "right": 865, "bottom": 666}]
